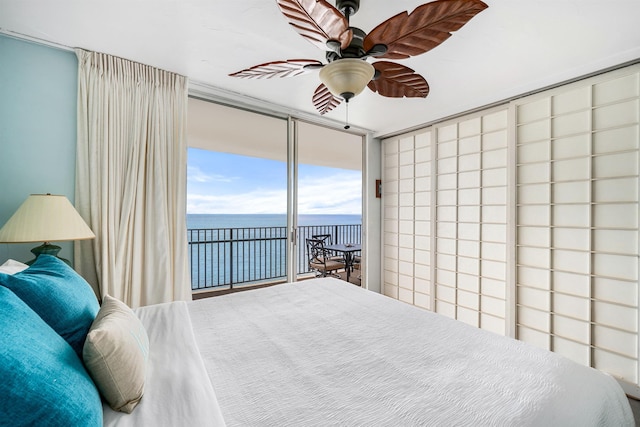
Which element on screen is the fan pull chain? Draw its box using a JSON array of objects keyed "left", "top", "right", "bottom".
[{"left": 344, "top": 100, "right": 350, "bottom": 130}]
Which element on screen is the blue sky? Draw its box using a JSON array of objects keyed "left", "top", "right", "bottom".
[{"left": 187, "top": 148, "right": 362, "bottom": 214}]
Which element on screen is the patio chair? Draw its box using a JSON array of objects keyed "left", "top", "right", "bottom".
[
  {"left": 306, "top": 238, "right": 345, "bottom": 278},
  {"left": 312, "top": 233, "right": 334, "bottom": 244},
  {"left": 311, "top": 234, "right": 343, "bottom": 261}
]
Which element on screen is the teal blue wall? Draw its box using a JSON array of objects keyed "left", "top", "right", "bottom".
[{"left": 0, "top": 34, "right": 78, "bottom": 264}]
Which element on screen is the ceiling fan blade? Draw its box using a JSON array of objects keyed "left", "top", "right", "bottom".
[
  {"left": 229, "top": 59, "right": 323, "bottom": 79},
  {"left": 313, "top": 84, "right": 342, "bottom": 114},
  {"left": 276, "top": 0, "right": 352, "bottom": 51},
  {"left": 363, "top": 0, "right": 488, "bottom": 60},
  {"left": 368, "top": 61, "right": 429, "bottom": 98}
]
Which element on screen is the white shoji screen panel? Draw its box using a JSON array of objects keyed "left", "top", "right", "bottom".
[
  {"left": 398, "top": 136, "right": 416, "bottom": 305},
  {"left": 515, "top": 68, "right": 640, "bottom": 387},
  {"left": 413, "top": 131, "right": 433, "bottom": 310},
  {"left": 434, "top": 109, "right": 509, "bottom": 335},
  {"left": 382, "top": 130, "right": 433, "bottom": 307},
  {"left": 383, "top": 138, "right": 400, "bottom": 299}
]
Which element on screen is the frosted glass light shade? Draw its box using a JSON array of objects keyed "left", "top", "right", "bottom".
[
  {"left": 0, "top": 194, "right": 95, "bottom": 243},
  {"left": 319, "top": 58, "right": 375, "bottom": 100}
]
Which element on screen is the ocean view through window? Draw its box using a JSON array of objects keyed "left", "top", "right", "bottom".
[
  {"left": 187, "top": 146, "right": 362, "bottom": 291},
  {"left": 187, "top": 213, "right": 362, "bottom": 289}
]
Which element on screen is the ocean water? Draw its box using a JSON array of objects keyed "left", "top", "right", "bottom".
[
  {"left": 187, "top": 214, "right": 362, "bottom": 229},
  {"left": 186, "top": 214, "right": 362, "bottom": 289}
]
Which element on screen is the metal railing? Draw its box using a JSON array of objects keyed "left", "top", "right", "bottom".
[{"left": 188, "top": 224, "right": 361, "bottom": 290}]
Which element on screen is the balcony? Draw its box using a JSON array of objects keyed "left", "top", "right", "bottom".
[{"left": 188, "top": 224, "right": 361, "bottom": 291}]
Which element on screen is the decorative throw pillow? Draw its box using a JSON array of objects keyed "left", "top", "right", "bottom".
[
  {"left": 83, "top": 294, "right": 150, "bottom": 413},
  {"left": 0, "top": 259, "right": 29, "bottom": 275},
  {"left": 0, "top": 254, "right": 99, "bottom": 357},
  {"left": 0, "top": 286, "right": 102, "bottom": 426}
]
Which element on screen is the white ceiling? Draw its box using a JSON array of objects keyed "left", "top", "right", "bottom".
[{"left": 2, "top": 0, "right": 639, "bottom": 137}]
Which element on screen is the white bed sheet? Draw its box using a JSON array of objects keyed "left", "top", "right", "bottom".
[
  {"left": 103, "top": 301, "right": 226, "bottom": 426},
  {"left": 188, "top": 278, "right": 634, "bottom": 426}
]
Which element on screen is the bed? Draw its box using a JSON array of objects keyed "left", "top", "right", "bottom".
[
  {"left": 0, "top": 257, "right": 634, "bottom": 426},
  {"left": 110, "top": 277, "right": 633, "bottom": 426}
]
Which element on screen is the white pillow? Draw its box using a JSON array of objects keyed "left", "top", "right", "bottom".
[
  {"left": 0, "top": 259, "right": 29, "bottom": 275},
  {"left": 83, "top": 295, "right": 150, "bottom": 413}
]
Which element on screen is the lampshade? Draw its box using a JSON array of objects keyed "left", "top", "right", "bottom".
[
  {"left": 318, "top": 58, "right": 375, "bottom": 101},
  {"left": 0, "top": 194, "right": 95, "bottom": 243}
]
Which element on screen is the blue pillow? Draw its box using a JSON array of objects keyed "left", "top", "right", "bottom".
[
  {"left": 0, "top": 286, "right": 102, "bottom": 426},
  {"left": 0, "top": 254, "right": 99, "bottom": 357}
]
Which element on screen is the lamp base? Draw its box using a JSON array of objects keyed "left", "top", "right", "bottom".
[{"left": 26, "top": 243, "right": 71, "bottom": 266}]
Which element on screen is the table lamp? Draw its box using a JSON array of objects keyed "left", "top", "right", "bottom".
[{"left": 0, "top": 193, "right": 95, "bottom": 265}]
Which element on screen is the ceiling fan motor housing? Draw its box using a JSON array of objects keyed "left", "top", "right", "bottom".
[
  {"left": 336, "top": 0, "right": 359, "bottom": 16},
  {"left": 328, "top": 27, "right": 367, "bottom": 61}
]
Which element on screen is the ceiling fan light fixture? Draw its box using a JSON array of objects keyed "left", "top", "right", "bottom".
[
  {"left": 319, "top": 58, "right": 375, "bottom": 101},
  {"left": 234, "top": 0, "right": 489, "bottom": 115}
]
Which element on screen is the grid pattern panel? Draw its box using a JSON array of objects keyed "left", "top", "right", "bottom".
[
  {"left": 414, "top": 131, "right": 433, "bottom": 309},
  {"left": 398, "top": 136, "right": 415, "bottom": 304},
  {"left": 383, "top": 139, "right": 400, "bottom": 299},
  {"left": 434, "top": 111, "right": 509, "bottom": 334},
  {"left": 382, "top": 130, "right": 433, "bottom": 307},
  {"left": 515, "top": 70, "right": 640, "bottom": 385}
]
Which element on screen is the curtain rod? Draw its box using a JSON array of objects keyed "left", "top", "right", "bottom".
[{"left": 0, "top": 28, "right": 75, "bottom": 52}]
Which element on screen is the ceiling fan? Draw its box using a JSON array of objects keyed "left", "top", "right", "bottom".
[{"left": 230, "top": 0, "right": 488, "bottom": 120}]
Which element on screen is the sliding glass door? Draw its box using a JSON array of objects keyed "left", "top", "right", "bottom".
[
  {"left": 185, "top": 98, "right": 364, "bottom": 291},
  {"left": 296, "top": 121, "right": 363, "bottom": 285},
  {"left": 186, "top": 98, "right": 289, "bottom": 291}
]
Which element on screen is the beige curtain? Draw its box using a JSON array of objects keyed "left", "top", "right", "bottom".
[{"left": 74, "top": 49, "right": 192, "bottom": 308}]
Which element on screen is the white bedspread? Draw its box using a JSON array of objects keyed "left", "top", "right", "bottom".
[
  {"left": 188, "top": 278, "right": 633, "bottom": 426},
  {"left": 103, "top": 301, "right": 226, "bottom": 426}
]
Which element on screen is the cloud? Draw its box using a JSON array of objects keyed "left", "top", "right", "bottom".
[
  {"left": 187, "top": 171, "right": 362, "bottom": 215},
  {"left": 187, "top": 189, "right": 288, "bottom": 214},
  {"left": 297, "top": 172, "right": 361, "bottom": 214},
  {"left": 187, "top": 166, "right": 237, "bottom": 183}
]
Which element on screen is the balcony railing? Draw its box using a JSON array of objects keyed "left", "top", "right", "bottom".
[{"left": 188, "top": 224, "right": 361, "bottom": 290}]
